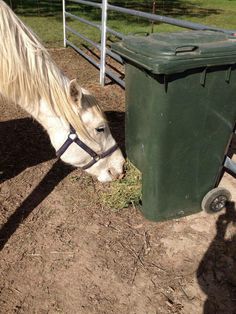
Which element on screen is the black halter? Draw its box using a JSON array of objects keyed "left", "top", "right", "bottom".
[{"left": 56, "top": 126, "right": 119, "bottom": 170}]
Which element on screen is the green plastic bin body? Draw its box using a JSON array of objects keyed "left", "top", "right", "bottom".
[{"left": 112, "top": 31, "right": 236, "bottom": 221}]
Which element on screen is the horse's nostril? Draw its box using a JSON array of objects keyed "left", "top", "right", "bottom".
[
  {"left": 108, "top": 168, "right": 115, "bottom": 177},
  {"left": 118, "top": 173, "right": 125, "bottom": 180},
  {"left": 108, "top": 168, "right": 124, "bottom": 180}
]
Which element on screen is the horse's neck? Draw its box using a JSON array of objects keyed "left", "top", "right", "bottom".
[{"left": 28, "top": 98, "right": 69, "bottom": 151}]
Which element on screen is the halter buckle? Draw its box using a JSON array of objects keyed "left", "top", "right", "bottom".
[
  {"left": 94, "top": 155, "right": 100, "bottom": 162},
  {"left": 69, "top": 133, "right": 77, "bottom": 140}
]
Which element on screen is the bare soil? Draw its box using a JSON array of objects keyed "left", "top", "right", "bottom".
[{"left": 0, "top": 48, "right": 236, "bottom": 314}]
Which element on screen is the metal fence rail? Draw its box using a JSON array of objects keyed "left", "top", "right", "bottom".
[{"left": 62, "top": 0, "right": 235, "bottom": 87}]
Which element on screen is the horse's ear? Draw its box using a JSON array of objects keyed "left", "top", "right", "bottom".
[{"left": 69, "top": 79, "right": 82, "bottom": 104}]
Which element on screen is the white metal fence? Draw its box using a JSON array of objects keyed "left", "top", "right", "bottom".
[{"left": 62, "top": 0, "right": 235, "bottom": 87}]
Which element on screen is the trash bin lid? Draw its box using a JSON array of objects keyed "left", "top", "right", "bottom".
[{"left": 112, "top": 30, "right": 236, "bottom": 74}]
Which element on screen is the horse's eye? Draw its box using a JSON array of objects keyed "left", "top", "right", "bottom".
[{"left": 96, "top": 126, "right": 105, "bottom": 133}]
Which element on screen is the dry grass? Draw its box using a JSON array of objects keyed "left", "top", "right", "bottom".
[{"left": 99, "top": 160, "right": 142, "bottom": 210}]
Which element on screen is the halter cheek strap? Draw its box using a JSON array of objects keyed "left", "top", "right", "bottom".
[{"left": 56, "top": 126, "right": 118, "bottom": 170}]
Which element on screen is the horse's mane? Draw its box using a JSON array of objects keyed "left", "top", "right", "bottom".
[{"left": 0, "top": 0, "right": 100, "bottom": 137}]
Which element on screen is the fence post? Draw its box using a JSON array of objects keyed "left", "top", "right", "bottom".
[
  {"left": 62, "top": 0, "right": 66, "bottom": 47},
  {"left": 100, "top": 0, "right": 108, "bottom": 86}
]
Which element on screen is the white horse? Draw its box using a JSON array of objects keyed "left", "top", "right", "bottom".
[{"left": 0, "top": 1, "right": 124, "bottom": 182}]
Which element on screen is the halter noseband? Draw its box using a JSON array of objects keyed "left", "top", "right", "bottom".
[{"left": 56, "top": 126, "right": 119, "bottom": 170}]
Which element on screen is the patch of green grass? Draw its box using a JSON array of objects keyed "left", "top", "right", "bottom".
[
  {"left": 13, "top": 0, "right": 236, "bottom": 47},
  {"left": 99, "top": 160, "right": 142, "bottom": 210},
  {"left": 20, "top": 16, "right": 64, "bottom": 46}
]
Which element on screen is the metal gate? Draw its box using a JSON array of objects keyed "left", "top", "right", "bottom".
[{"left": 62, "top": 0, "right": 235, "bottom": 87}]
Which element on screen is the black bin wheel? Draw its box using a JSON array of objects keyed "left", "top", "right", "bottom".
[{"left": 201, "top": 187, "right": 232, "bottom": 213}]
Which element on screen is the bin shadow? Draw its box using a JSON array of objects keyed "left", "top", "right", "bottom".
[
  {"left": 197, "top": 201, "right": 236, "bottom": 313},
  {"left": 105, "top": 110, "right": 126, "bottom": 156}
]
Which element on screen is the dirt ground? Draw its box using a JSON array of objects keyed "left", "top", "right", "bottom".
[{"left": 0, "top": 48, "right": 236, "bottom": 314}]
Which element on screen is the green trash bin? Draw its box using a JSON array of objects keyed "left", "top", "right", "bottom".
[{"left": 112, "top": 30, "right": 236, "bottom": 221}]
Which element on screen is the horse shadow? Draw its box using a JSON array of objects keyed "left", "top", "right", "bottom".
[
  {"left": 0, "top": 117, "right": 55, "bottom": 183},
  {"left": 0, "top": 118, "right": 74, "bottom": 250},
  {"left": 0, "top": 111, "right": 125, "bottom": 250}
]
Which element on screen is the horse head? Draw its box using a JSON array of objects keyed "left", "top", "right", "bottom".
[{"left": 39, "top": 79, "right": 125, "bottom": 182}]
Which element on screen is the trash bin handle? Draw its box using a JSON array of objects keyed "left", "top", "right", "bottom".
[{"left": 175, "top": 45, "right": 199, "bottom": 54}]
